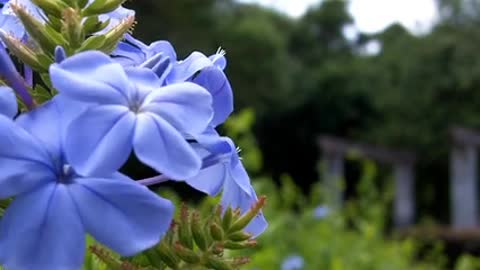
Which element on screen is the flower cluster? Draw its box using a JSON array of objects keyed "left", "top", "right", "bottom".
[{"left": 0, "top": 0, "right": 267, "bottom": 269}]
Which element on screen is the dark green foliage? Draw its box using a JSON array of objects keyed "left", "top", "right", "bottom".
[{"left": 243, "top": 160, "right": 480, "bottom": 270}]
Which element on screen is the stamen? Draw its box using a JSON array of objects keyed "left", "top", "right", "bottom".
[
  {"left": 138, "top": 174, "right": 170, "bottom": 186},
  {"left": 63, "top": 164, "right": 72, "bottom": 176},
  {"left": 216, "top": 47, "right": 226, "bottom": 56}
]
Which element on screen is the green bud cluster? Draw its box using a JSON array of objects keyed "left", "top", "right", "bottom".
[
  {"left": 87, "top": 197, "right": 267, "bottom": 270},
  {"left": 1, "top": 0, "right": 134, "bottom": 75}
]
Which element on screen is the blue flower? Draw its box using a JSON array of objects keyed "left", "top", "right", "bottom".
[
  {"left": 112, "top": 34, "right": 177, "bottom": 69},
  {"left": 113, "top": 36, "right": 233, "bottom": 126},
  {"left": 167, "top": 49, "right": 226, "bottom": 83},
  {"left": 0, "top": 13, "right": 24, "bottom": 40},
  {"left": 0, "top": 98, "right": 174, "bottom": 270},
  {"left": 112, "top": 34, "right": 178, "bottom": 84},
  {"left": 0, "top": 42, "right": 34, "bottom": 109},
  {"left": 186, "top": 129, "right": 267, "bottom": 236},
  {"left": 313, "top": 205, "right": 330, "bottom": 219},
  {"left": 49, "top": 51, "right": 213, "bottom": 179},
  {"left": 281, "top": 255, "right": 305, "bottom": 270},
  {"left": 0, "top": 86, "right": 17, "bottom": 118},
  {"left": 170, "top": 49, "right": 233, "bottom": 126}
]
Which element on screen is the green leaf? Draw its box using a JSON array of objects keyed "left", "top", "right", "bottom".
[
  {"left": 77, "top": 0, "right": 89, "bottom": 8},
  {"left": 31, "top": 84, "right": 53, "bottom": 104},
  {"left": 39, "top": 73, "right": 57, "bottom": 95},
  {"left": 43, "top": 23, "right": 69, "bottom": 49},
  {"left": 47, "top": 15, "right": 63, "bottom": 32},
  {"left": 0, "top": 198, "right": 12, "bottom": 217}
]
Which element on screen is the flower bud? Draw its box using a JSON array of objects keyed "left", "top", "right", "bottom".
[
  {"left": 11, "top": 3, "right": 67, "bottom": 53},
  {"left": 164, "top": 221, "right": 176, "bottom": 245},
  {"left": 229, "top": 256, "right": 251, "bottom": 267},
  {"left": 30, "top": 0, "right": 68, "bottom": 18},
  {"left": 173, "top": 242, "right": 200, "bottom": 264},
  {"left": 144, "top": 249, "right": 166, "bottom": 269},
  {"left": 98, "top": 16, "right": 135, "bottom": 53},
  {"left": 228, "top": 231, "right": 252, "bottom": 242},
  {"left": 206, "top": 257, "right": 233, "bottom": 270},
  {"left": 223, "top": 240, "right": 257, "bottom": 250},
  {"left": 222, "top": 207, "right": 233, "bottom": 230},
  {"left": 156, "top": 243, "right": 179, "bottom": 269},
  {"left": 229, "top": 196, "right": 266, "bottom": 233},
  {"left": 210, "top": 223, "right": 225, "bottom": 241},
  {"left": 120, "top": 261, "right": 139, "bottom": 270},
  {"left": 89, "top": 245, "right": 124, "bottom": 270},
  {"left": 54, "top": 46, "right": 67, "bottom": 63},
  {"left": 191, "top": 212, "right": 208, "bottom": 251},
  {"left": 62, "top": 8, "right": 84, "bottom": 49},
  {"left": 0, "top": 32, "right": 47, "bottom": 72},
  {"left": 178, "top": 204, "right": 193, "bottom": 249},
  {"left": 212, "top": 244, "right": 224, "bottom": 255}
]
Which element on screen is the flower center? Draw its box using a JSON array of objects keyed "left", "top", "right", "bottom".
[
  {"left": 127, "top": 86, "right": 146, "bottom": 114},
  {"left": 58, "top": 164, "right": 75, "bottom": 184},
  {"left": 129, "top": 101, "right": 142, "bottom": 113}
]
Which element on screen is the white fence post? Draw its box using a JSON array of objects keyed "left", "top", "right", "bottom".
[
  {"left": 322, "top": 151, "right": 345, "bottom": 208},
  {"left": 393, "top": 162, "right": 415, "bottom": 228},
  {"left": 450, "top": 144, "right": 478, "bottom": 228}
]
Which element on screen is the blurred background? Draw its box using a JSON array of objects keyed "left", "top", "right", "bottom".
[{"left": 124, "top": 0, "right": 480, "bottom": 269}]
